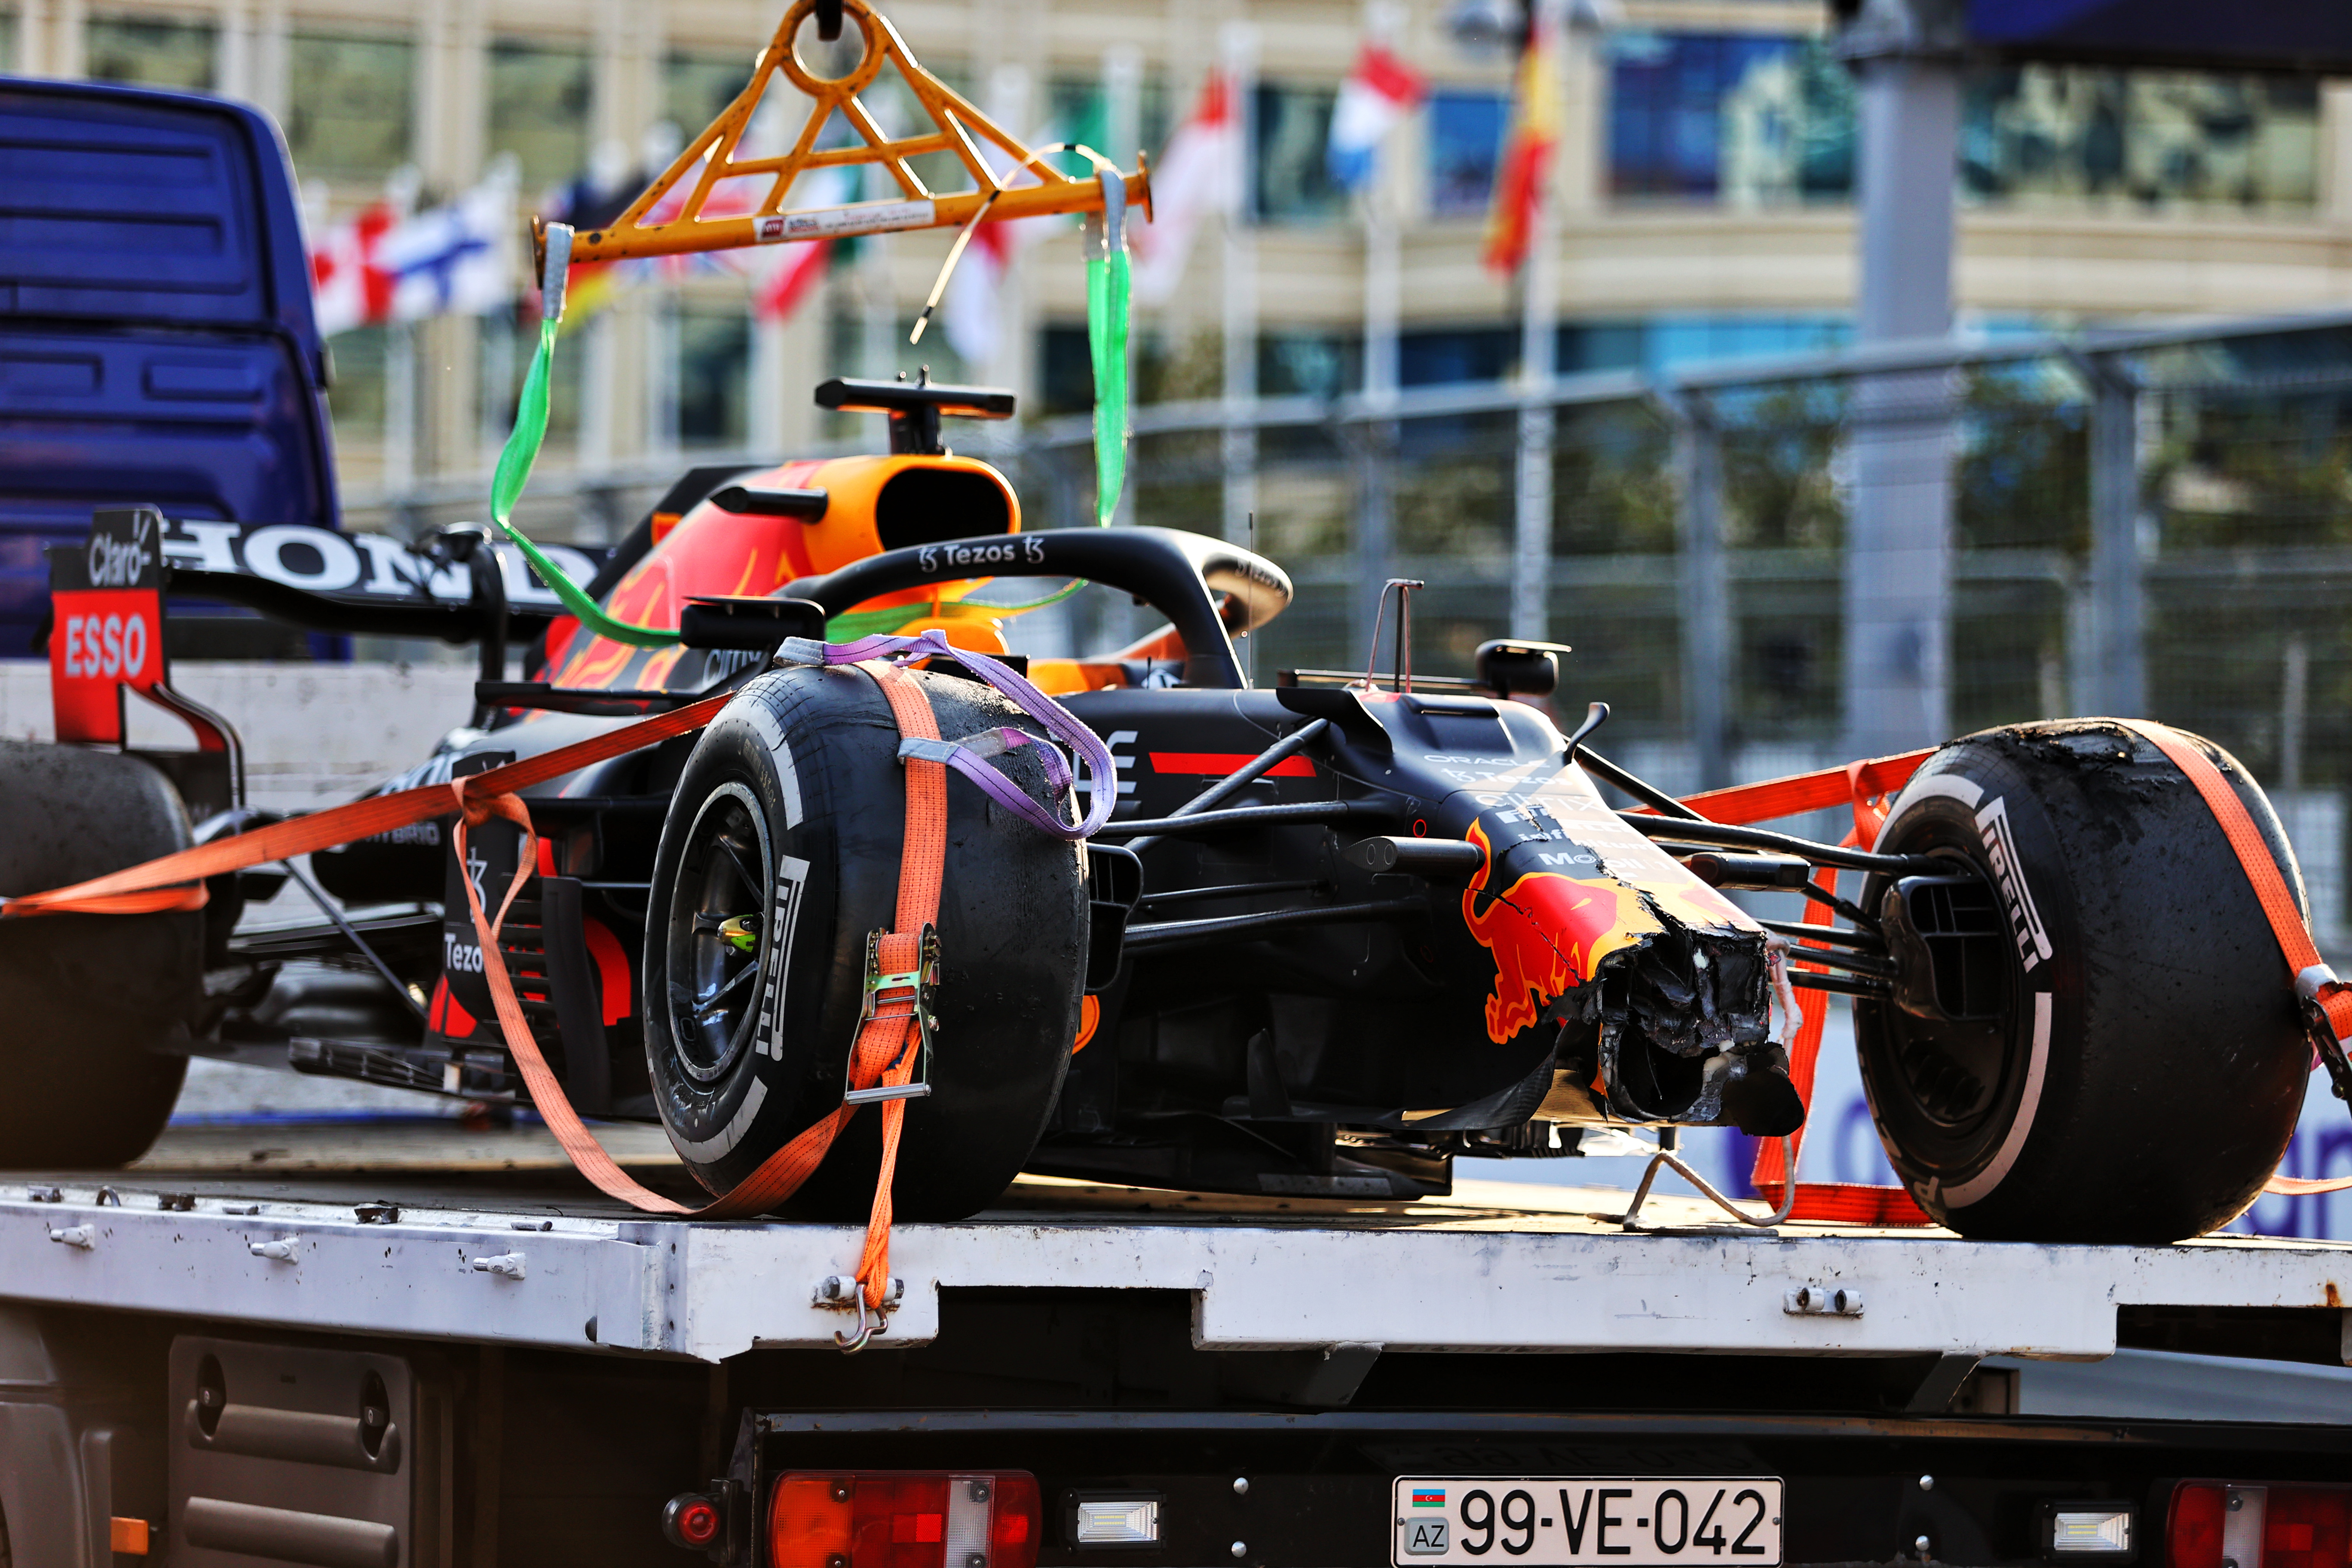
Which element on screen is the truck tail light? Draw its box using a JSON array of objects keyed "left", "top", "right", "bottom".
[
  {"left": 2169, "top": 1484, "right": 2352, "bottom": 1568},
  {"left": 769, "top": 1471, "right": 1041, "bottom": 1568}
]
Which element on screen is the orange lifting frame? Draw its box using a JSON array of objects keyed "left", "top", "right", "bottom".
[{"left": 556, "top": 0, "right": 1152, "bottom": 270}]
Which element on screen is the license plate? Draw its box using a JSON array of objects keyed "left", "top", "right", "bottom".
[{"left": 1391, "top": 1477, "right": 1784, "bottom": 1566}]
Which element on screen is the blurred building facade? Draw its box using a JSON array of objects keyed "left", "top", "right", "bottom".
[{"left": 5, "top": 0, "right": 2350, "bottom": 540}]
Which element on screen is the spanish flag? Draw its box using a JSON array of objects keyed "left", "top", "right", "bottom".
[{"left": 1482, "top": 11, "right": 1562, "bottom": 276}]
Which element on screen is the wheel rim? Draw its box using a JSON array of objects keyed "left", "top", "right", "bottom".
[
  {"left": 665, "top": 781, "right": 772, "bottom": 1084},
  {"left": 1857, "top": 828, "right": 2035, "bottom": 1171}
]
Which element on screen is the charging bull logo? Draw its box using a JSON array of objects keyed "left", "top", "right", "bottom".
[{"left": 1461, "top": 821, "right": 1645, "bottom": 1044}]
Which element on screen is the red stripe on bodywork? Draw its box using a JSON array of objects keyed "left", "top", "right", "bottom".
[{"left": 1148, "top": 752, "right": 1316, "bottom": 777}]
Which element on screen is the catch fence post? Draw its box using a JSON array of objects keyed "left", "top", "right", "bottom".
[
  {"left": 2084, "top": 351, "right": 2146, "bottom": 718},
  {"left": 1671, "top": 391, "right": 1732, "bottom": 793}
]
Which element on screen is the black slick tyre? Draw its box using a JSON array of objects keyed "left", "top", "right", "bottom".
[
  {"left": 642, "top": 664, "right": 1087, "bottom": 1220},
  {"left": 1856, "top": 720, "right": 2308, "bottom": 1243},
  {"left": 0, "top": 740, "right": 198, "bottom": 1167}
]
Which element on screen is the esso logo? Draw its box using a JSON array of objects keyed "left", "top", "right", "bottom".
[{"left": 61, "top": 611, "right": 151, "bottom": 680}]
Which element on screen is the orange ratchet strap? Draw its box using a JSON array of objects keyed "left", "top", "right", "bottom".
[
  {"left": 3, "top": 670, "right": 950, "bottom": 1315},
  {"left": 2112, "top": 720, "right": 2352, "bottom": 1199},
  {"left": 443, "top": 662, "right": 945, "bottom": 1340},
  {"left": 0, "top": 692, "right": 735, "bottom": 918},
  {"left": 1700, "top": 727, "right": 2346, "bottom": 1217}
]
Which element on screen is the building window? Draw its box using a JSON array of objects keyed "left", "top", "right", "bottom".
[
  {"left": 285, "top": 34, "right": 414, "bottom": 182},
  {"left": 666, "top": 51, "right": 753, "bottom": 144},
  {"left": 836, "top": 56, "right": 974, "bottom": 198},
  {"left": 677, "top": 306, "right": 751, "bottom": 448},
  {"left": 1047, "top": 73, "right": 1172, "bottom": 171},
  {"left": 1400, "top": 327, "right": 1516, "bottom": 388},
  {"left": 1427, "top": 90, "right": 1508, "bottom": 216},
  {"left": 1253, "top": 83, "right": 1345, "bottom": 224},
  {"left": 325, "top": 324, "right": 388, "bottom": 450},
  {"left": 86, "top": 14, "right": 217, "bottom": 92},
  {"left": 1962, "top": 67, "right": 2320, "bottom": 211},
  {"left": 1259, "top": 332, "right": 1360, "bottom": 399},
  {"left": 489, "top": 40, "right": 592, "bottom": 192},
  {"left": 1561, "top": 314, "right": 1850, "bottom": 376},
  {"left": 1608, "top": 32, "right": 1853, "bottom": 204}
]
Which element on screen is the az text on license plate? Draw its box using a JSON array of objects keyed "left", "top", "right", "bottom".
[{"left": 1392, "top": 1477, "right": 1783, "bottom": 1566}]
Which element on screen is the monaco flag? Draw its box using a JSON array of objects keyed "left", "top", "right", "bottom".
[
  {"left": 1131, "top": 71, "right": 1239, "bottom": 307},
  {"left": 1326, "top": 42, "right": 1426, "bottom": 193}
]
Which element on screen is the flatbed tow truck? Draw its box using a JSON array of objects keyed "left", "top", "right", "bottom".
[
  {"left": 5, "top": 1128, "right": 2352, "bottom": 1567},
  {"left": 10, "top": 6, "right": 2352, "bottom": 1565}
]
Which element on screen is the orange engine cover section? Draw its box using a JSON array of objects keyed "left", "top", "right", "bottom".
[{"left": 550, "top": 453, "right": 1019, "bottom": 693}]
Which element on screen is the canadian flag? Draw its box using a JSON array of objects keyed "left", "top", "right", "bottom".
[
  {"left": 1326, "top": 42, "right": 1426, "bottom": 193},
  {"left": 309, "top": 200, "right": 399, "bottom": 337},
  {"left": 1130, "top": 70, "right": 1238, "bottom": 307}
]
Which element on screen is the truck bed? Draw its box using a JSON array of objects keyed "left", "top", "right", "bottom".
[{"left": 6, "top": 1120, "right": 2346, "bottom": 1370}]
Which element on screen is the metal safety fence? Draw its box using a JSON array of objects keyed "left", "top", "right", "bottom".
[
  {"left": 350, "top": 309, "right": 2352, "bottom": 948},
  {"left": 984, "top": 311, "right": 2352, "bottom": 953}
]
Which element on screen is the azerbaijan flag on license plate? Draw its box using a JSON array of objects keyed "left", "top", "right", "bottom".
[{"left": 1411, "top": 1490, "right": 1446, "bottom": 1509}]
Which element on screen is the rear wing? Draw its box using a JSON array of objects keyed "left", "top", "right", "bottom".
[
  {"left": 147, "top": 513, "right": 601, "bottom": 637},
  {"left": 45, "top": 508, "right": 603, "bottom": 812}
]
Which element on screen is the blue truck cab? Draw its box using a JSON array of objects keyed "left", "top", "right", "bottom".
[{"left": 0, "top": 74, "right": 338, "bottom": 658}]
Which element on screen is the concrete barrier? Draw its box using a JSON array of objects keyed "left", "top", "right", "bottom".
[{"left": 0, "top": 660, "right": 477, "bottom": 813}]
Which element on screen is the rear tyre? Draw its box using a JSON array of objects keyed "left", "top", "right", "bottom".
[
  {"left": 643, "top": 665, "right": 1087, "bottom": 1220},
  {"left": 0, "top": 740, "right": 197, "bottom": 1167},
  {"left": 1856, "top": 720, "right": 2308, "bottom": 1243}
]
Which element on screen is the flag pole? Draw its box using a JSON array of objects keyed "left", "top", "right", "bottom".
[
  {"left": 1357, "top": 1, "right": 1407, "bottom": 669},
  {"left": 1510, "top": 0, "right": 1566, "bottom": 644},
  {"left": 1219, "top": 21, "right": 1259, "bottom": 551},
  {"left": 1360, "top": 3, "right": 1406, "bottom": 413}
]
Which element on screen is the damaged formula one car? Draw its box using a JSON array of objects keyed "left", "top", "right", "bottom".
[{"left": 0, "top": 374, "right": 2322, "bottom": 1246}]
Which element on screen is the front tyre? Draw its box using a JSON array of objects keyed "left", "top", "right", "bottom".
[
  {"left": 1857, "top": 720, "right": 2308, "bottom": 1243},
  {"left": 642, "top": 665, "right": 1087, "bottom": 1220}
]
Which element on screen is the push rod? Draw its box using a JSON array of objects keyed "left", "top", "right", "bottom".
[
  {"left": 1120, "top": 897, "right": 1427, "bottom": 956},
  {"left": 1770, "top": 942, "right": 1898, "bottom": 980},
  {"left": 1100, "top": 799, "right": 1381, "bottom": 841},
  {"left": 1619, "top": 812, "right": 1947, "bottom": 877},
  {"left": 1785, "top": 970, "right": 1890, "bottom": 999},
  {"left": 1755, "top": 917, "right": 1883, "bottom": 952}
]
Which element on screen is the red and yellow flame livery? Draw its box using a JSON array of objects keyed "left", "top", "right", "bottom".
[
  {"left": 544, "top": 453, "right": 1021, "bottom": 694},
  {"left": 1456, "top": 768, "right": 1761, "bottom": 1046}
]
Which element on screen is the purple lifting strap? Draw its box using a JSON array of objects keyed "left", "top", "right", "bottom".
[{"left": 787, "top": 630, "right": 1117, "bottom": 842}]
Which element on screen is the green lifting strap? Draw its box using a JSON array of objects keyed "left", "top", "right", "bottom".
[
  {"left": 496, "top": 180, "right": 1132, "bottom": 653},
  {"left": 490, "top": 223, "right": 682, "bottom": 649},
  {"left": 1087, "top": 169, "right": 1132, "bottom": 528}
]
